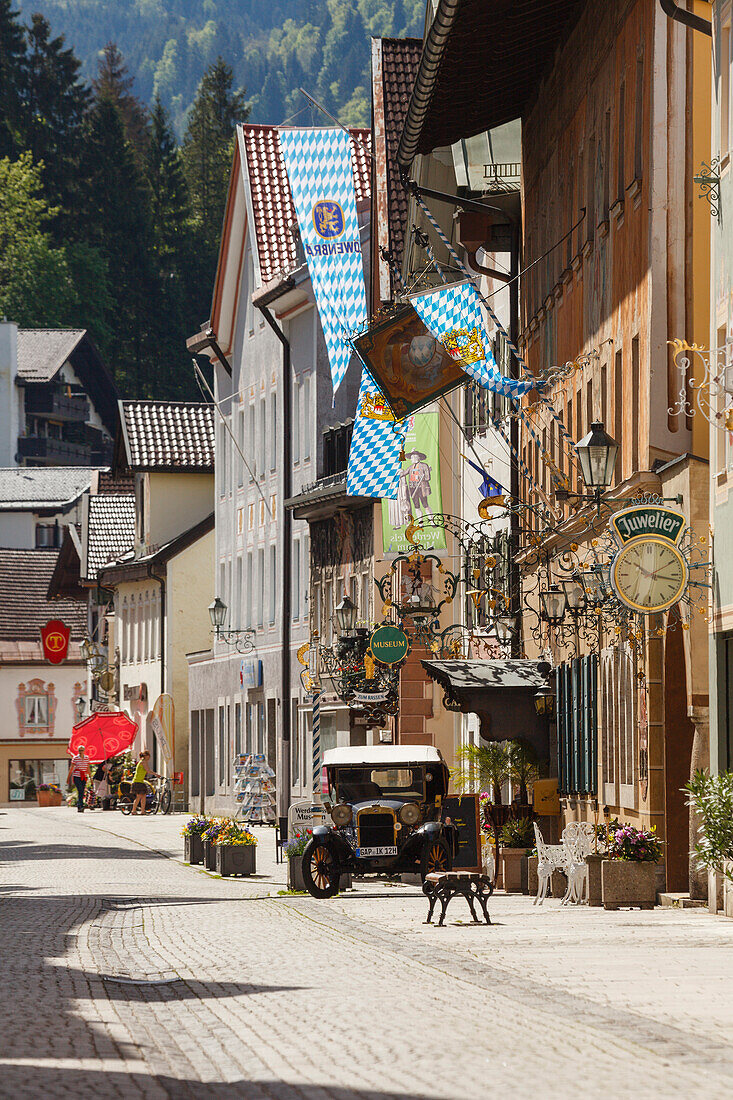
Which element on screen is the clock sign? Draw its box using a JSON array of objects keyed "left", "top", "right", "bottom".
[{"left": 609, "top": 505, "right": 690, "bottom": 614}]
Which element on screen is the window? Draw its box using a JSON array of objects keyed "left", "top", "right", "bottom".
[
  {"left": 616, "top": 81, "right": 626, "bottom": 203},
  {"left": 259, "top": 398, "right": 266, "bottom": 480},
  {"left": 603, "top": 109, "right": 611, "bottom": 222},
  {"left": 293, "top": 378, "right": 301, "bottom": 463},
  {"left": 360, "top": 572, "right": 369, "bottom": 623},
  {"left": 585, "top": 135, "right": 595, "bottom": 240},
  {"left": 257, "top": 547, "right": 264, "bottom": 628},
  {"left": 303, "top": 374, "right": 311, "bottom": 460},
  {"left": 246, "top": 702, "right": 254, "bottom": 753},
  {"left": 270, "top": 392, "right": 277, "bottom": 471},
  {"left": 137, "top": 596, "right": 143, "bottom": 663},
  {"left": 237, "top": 409, "right": 244, "bottom": 487},
  {"left": 302, "top": 535, "right": 309, "bottom": 618},
  {"left": 218, "top": 423, "right": 226, "bottom": 496},
  {"left": 249, "top": 404, "right": 256, "bottom": 480},
  {"left": 292, "top": 537, "right": 300, "bottom": 621},
  {"left": 234, "top": 702, "right": 242, "bottom": 755},
  {"left": 235, "top": 556, "right": 243, "bottom": 627},
  {"left": 631, "top": 336, "right": 640, "bottom": 471},
  {"left": 586, "top": 380, "right": 593, "bottom": 436},
  {"left": 257, "top": 701, "right": 265, "bottom": 755},
  {"left": 601, "top": 644, "right": 638, "bottom": 808},
  {"left": 24, "top": 695, "right": 49, "bottom": 727},
  {"left": 246, "top": 251, "right": 254, "bottom": 334},
  {"left": 246, "top": 551, "right": 253, "bottom": 629},
  {"left": 9, "top": 758, "right": 67, "bottom": 800},
  {"left": 291, "top": 699, "right": 300, "bottom": 789},
  {"left": 601, "top": 364, "right": 607, "bottom": 427},
  {"left": 121, "top": 600, "right": 128, "bottom": 664},
  {"left": 634, "top": 51, "right": 644, "bottom": 180},
  {"left": 219, "top": 562, "right": 226, "bottom": 620},
  {"left": 614, "top": 348, "right": 623, "bottom": 481},
  {"left": 312, "top": 582, "right": 321, "bottom": 636},
  {"left": 218, "top": 705, "right": 227, "bottom": 786},
  {"left": 269, "top": 544, "right": 276, "bottom": 624},
  {"left": 323, "top": 579, "right": 333, "bottom": 645},
  {"left": 556, "top": 656, "right": 597, "bottom": 796},
  {"left": 722, "top": 23, "right": 731, "bottom": 158},
  {"left": 144, "top": 596, "right": 150, "bottom": 662},
  {"left": 35, "top": 523, "right": 60, "bottom": 548}
]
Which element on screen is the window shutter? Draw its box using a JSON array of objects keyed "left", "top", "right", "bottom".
[{"left": 572, "top": 658, "right": 582, "bottom": 792}]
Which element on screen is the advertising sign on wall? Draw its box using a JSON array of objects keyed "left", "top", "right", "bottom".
[
  {"left": 40, "top": 620, "right": 70, "bottom": 665},
  {"left": 381, "top": 410, "right": 446, "bottom": 555}
]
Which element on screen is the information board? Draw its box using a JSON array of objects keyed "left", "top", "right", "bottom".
[{"left": 441, "top": 794, "right": 481, "bottom": 872}]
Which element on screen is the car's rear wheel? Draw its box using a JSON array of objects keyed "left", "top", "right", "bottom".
[
  {"left": 302, "top": 839, "right": 340, "bottom": 898},
  {"left": 420, "top": 837, "right": 451, "bottom": 881}
]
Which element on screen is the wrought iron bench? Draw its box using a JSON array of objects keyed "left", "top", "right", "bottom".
[{"left": 423, "top": 871, "right": 494, "bottom": 926}]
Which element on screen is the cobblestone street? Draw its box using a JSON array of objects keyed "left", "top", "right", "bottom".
[{"left": 2, "top": 807, "right": 733, "bottom": 1099}]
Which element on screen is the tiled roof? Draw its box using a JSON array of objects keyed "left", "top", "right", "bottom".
[
  {"left": 85, "top": 495, "right": 135, "bottom": 581},
  {"left": 374, "top": 38, "right": 423, "bottom": 301},
  {"left": 17, "top": 329, "right": 86, "bottom": 382},
  {"left": 119, "top": 401, "right": 215, "bottom": 471},
  {"left": 0, "top": 467, "right": 98, "bottom": 510},
  {"left": 240, "top": 124, "right": 372, "bottom": 286},
  {"left": 97, "top": 470, "right": 135, "bottom": 494},
  {"left": 0, "top": 548, "right": 87, "bottom": 641}
]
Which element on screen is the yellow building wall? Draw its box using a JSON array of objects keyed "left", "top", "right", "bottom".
[{"left": 147, "top": 473, "right": 213, "bottom": 551}]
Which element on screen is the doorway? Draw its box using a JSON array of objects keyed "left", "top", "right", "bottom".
[{"left": 663, "top": 612, "right": 695, "bottom": 892}]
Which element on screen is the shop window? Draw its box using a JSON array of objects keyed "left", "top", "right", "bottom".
[{"left": 9, "top": 759, "right": 67, "bottom": 800}]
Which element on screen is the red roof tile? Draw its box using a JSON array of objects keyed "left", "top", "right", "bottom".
[{"left": 240, "top": 124, "right": 372, "bottom": 286}]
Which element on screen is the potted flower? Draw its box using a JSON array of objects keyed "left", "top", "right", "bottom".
[
  {"left": 284, "top": 831, "right": 312, "bottom": 891},
  {"left": 213, "top": 819, "right": 257, "bottom": 877},
  {"left": 601, "top": 824, "right": 663, "bottom": 910},
  {"left": 499, "top": 816, "right": 535, "bottom": 892},
  {"left": 182, "top": 815, "right": 208, "bottom": 864},
  {"left": 202, "top": 818, "right": 224, "bottom": 870},
  {"left": 37, "top": 783, "right": 63, "bottom": 807}
]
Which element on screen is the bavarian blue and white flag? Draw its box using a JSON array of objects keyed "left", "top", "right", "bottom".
[
  {"left": 410, "top": 280, "right": 533, "bottom": 398},
  {"left": 279, "top": 128, "right": 367, "bottom": 395},
  {"left": 347, "top": 373, "right": 402, "bottom": 498}
]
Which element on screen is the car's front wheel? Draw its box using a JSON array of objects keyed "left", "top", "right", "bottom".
[
  {"left": 302, "top": 839, "right": 341, "bottom": 898},
  {"left": 420, "top": 836, "right": 451, "bottom": 881}
]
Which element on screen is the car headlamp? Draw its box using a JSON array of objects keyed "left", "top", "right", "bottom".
[
  {"left": 399, "top": 803, "right": 420, "bottom": 826},
  {"left": 331, "top": 803, "right": 352, "bottom": 827}
]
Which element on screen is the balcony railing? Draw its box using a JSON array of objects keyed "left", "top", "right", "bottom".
[
  {"left": 17, "top": 436, "right": 93, "bottom": 464},
  {"left": 24, "top": 388, "right": 89, "bottom": 422}
]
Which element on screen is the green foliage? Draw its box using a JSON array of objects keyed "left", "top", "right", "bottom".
[
  {"left": 11, "top": 0, "right": 423, "bottom": 135},
  {"left": 686, "top": 770, "right": 733, "bottom": 881},
  {"left": 499, "top": 816, "right": 534, "bottom": 851},
  {"left": 452, "top": 741, "right": 510, "bottom": 805},
  {"left": 506, "top": 741, "right": 539, "bottom": 805}
]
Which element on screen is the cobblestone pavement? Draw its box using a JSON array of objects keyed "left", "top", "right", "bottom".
[{"left": 2, "top": 808, "right": 733, "bottom": 1099}]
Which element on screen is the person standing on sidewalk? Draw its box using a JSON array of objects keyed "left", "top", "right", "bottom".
[
  {"left": 131, "top": 751, "right": 159, "bottom": 815},
  {"left": 67, "top": 747, "right": 90, "bottom": 813}
]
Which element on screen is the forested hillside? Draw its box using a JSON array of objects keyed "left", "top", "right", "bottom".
[{"left": 13, "top": 1, "right": 425, "bottom": 135}]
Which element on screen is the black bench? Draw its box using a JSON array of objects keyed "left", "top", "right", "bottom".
[{"left": 423, "top": 871, "right": 494, "bottom": 926}]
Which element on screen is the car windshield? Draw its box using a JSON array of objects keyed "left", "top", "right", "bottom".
[{"left": 334, "top": 766, "right": 426, "bottom": 803}]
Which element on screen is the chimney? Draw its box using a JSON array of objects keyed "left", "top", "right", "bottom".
[{"left": 0, "top": 321, "right": 19, "bottom": 466}]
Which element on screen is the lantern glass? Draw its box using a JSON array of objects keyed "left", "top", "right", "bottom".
[
  {"left": 540, "top": 585, "right": 567, "bottom": 625},
  {"left": 335, "top": 595, "right": 357, "bottom": 636},
  {"left": 208, "top": 597, "right": 227, "bottom": 629},
  {"left": 575, "top": 421, "right": 619, "bottom": 489},
  {"left": 562, "top": 577, "right": 586, "bottom": 614},
  {"left": 493, "top": 614, "right": 516, "bottom": 644}
]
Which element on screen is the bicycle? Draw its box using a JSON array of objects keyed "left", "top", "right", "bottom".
[{"left": 118, "top": 775, "right": 172, "bottom": 815}]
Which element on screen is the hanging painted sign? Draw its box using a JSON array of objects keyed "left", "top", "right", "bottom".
[
  {"left": 370, "top": 625, "right": 409, "bottom": 665},
  {"left": 40, "top": 620, "right": 70, "bottom": 665},
  {"left": 381, "top": 411, "right": 447, "bottom": 555},
  {"left": 410, "top": 280, "right": 534, "bottom": 399},
  {"left": 278, "top": 127, "right": 401, "bottom": 499},
  {"left": 610, "top": 505, "right": 686, "bottom": 546}
]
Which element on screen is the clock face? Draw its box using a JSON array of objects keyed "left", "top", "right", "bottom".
[{"left": 611, "top": 537, "right": 688, "bottom": 613}]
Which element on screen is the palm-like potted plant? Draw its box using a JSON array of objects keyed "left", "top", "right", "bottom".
[
  {"left": 453, "top": 741, "right": 510, "bottom": 884},
  {"left": 507, "top": 740, "right": 539, "bottom": 806}
]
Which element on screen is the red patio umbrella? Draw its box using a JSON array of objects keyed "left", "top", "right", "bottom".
[{"left": 68, "top": 711, "right": 138, "bottom": 762}]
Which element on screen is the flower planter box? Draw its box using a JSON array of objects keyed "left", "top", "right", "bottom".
[
  {"left": 586, "top": 853, "right": 607, "bottom": 907},
  {"left": 288, "top": 855, "right": 307, "bottom": 892},
  {"left": 215, "top": 844, "right": 256, "bottom": 877},
  {"left": 527, "top": 855, "right": 538, "bottom": 895},
  {"left": 500, "top": 848, "right": 526, "bottom": 893},
  {"left": 602, "top": 859, "right": 657, "bottom": 910},
  {"left": 184, "top": 834, "right": 204, "bottom": 865},
  {"left": 204, "top": 840, "right": 217, "bottom": 871},
  {"left": 36, "top": 790, "right": 63, "bottom": 807}
]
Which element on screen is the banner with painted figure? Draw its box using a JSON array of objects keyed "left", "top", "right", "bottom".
[
  {"left": 381, "top": 411, "right": 446, "bottom": 555},
  {"left": 279, "top": 127, "right": 401, "bottom": 499},
  {"left": 151, "top": 694, "right": 174, "bottom": 773},
  {"left": 410, "top": 280, "right": 534, "bottom": 399}
]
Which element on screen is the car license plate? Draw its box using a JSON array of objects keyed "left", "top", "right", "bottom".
[{"left": 356, "top": 846, "right": 397, "bottom": 857}]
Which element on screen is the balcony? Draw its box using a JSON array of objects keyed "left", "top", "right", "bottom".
[
  {"left": 17, "top": 436, "right": 93, "bottom": 465},
  {"left": 24, "top": 386, "right": 89, "bottom": 422}
]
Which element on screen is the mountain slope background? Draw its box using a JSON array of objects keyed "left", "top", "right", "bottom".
[{"left": 13, "top": 0, "right": 425, "bottom": 134}]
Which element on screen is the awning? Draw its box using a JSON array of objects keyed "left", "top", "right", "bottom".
[
  {"left": 422, "top": 658, "right": 553, "bottom": 760},
  {"left": 398, "top": 0, "right": 587, "bottom": 167}
]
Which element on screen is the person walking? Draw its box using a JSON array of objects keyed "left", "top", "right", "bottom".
[
  {"left": 67, "top": 746, "right": 90, "bottom": 813},
  {"left": 93, "top": 758, "right": 112, "bottom": 809},
  {"left": 130, "top": 751, "right": 159, "bottom": 815}
]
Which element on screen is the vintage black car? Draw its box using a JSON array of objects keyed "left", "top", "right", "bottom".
[{"left": 302, "top": 745, "right": 457, "bottom": 898}]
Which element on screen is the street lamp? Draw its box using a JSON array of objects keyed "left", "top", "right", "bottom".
[
  {"left": 534, "top": 687, "right": 556, "bottom": 717},
  {"left": 539, "top": 585, "right": 567, "bottom": 625},
  {"left": 335, "top": 595, "right": 358, "bottom": 637},
  {"left": 492, "top": 613, "right": 517, "bottom": 644},
  {"left": 561, "top": 576, "right": 587, "bottom": 616},
  {"left": 208, "top": 596, "right": 255, "bottom": 653},
  {"left": 576, "top": 421, "right": 619, "bottom": 490},
  {"left": 579, "top": 564, "right": 611, "bottom": 608}
]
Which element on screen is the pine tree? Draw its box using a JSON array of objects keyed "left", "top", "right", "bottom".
[
  {"left": 146, "top": 96, "right": 190, "bottom": 268},
  {"left": 0, "top": 0, "right": 26, "bottom": 158},
  {"left": 82, "top": 94, "right": 153, "bottom": 396},
  {"left": 93, "top": 42, "right": 150, "bottom": 162},
  {"left": 181, "top": 57, "right": 249, "bottom": 256},
  {"left": 22, "top": 14, "right": 89, "bottom": 236}
]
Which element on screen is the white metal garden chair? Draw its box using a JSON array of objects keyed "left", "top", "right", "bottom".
[
  {"left": 532, "top": 822, "right": 564, "bottom": 905},
  {"left": 560, "top": 823, "right": 595, "bottom": 905}
]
